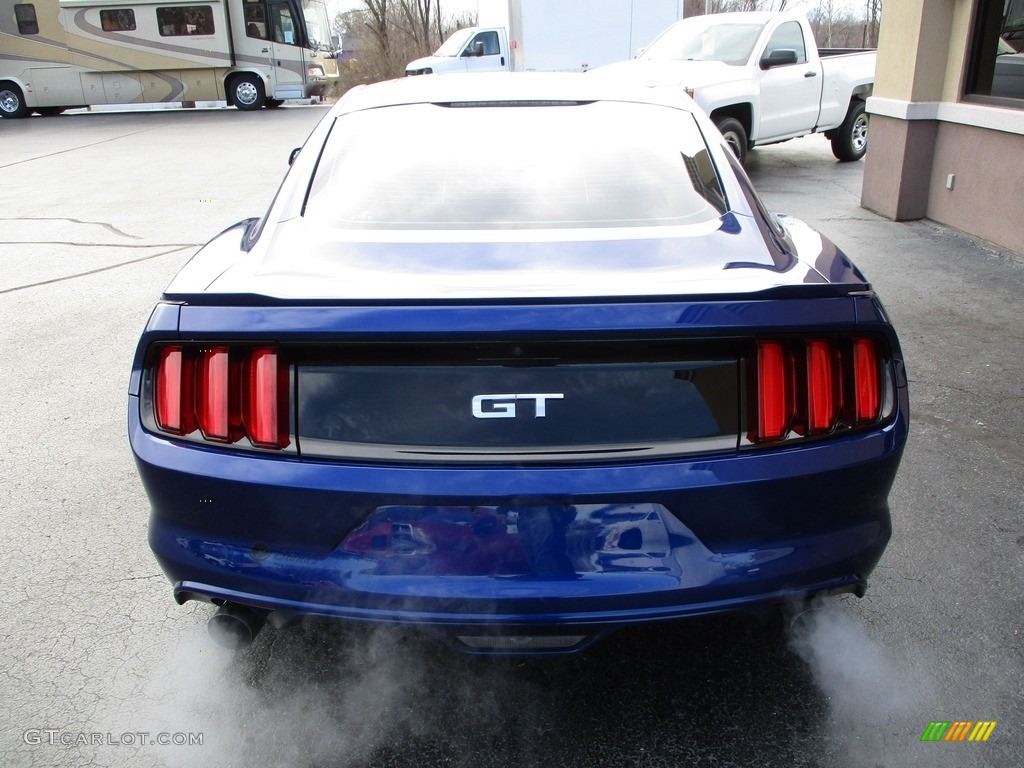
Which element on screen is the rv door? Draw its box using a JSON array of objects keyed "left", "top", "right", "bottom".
[{"left": 267, "top": 1, "right": 307, "bottom": 98}]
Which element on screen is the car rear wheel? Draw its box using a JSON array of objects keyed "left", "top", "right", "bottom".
[
  {"left": 715, "top": 117, "right": 748, "bottom": 165},
  {"left": 831, "top": 100, "right": 868, "bottom": 162},
  {"left": 0, "top": 83, "right": 29, "bottom": 119},
  {"left": 231, "top": 74, "right": 265, "bottom": 111}
]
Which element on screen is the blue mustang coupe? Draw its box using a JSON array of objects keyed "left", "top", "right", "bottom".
[{"left": 129, "top": 74, "right": 908, "bottom": 654}]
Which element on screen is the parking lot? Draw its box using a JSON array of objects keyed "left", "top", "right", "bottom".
[{"left": 1, "top": 104, "right": 1021, "bottom": 768}]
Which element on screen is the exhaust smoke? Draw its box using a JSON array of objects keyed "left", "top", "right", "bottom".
[{"left": 787, "top": 598, "right": 940, "bottom": 767}]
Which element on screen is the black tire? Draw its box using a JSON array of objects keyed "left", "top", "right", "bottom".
[
  {"left": 0, "top": 83, "right": 30, "bottom": 119},
  {"left": 715, "top": 117, "right": 748, "bottom": 165},
  {"left": 34, "top": 107, "right": 66, "bottom": 117},
  {"left": 231, "top": 74, "right": 265, "bottom": 111},
  {"left": 831, "top": 100, "right": 868, "bottom": 162}
]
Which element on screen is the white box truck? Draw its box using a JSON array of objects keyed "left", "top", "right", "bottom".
[{"left": 405, "top": 0, "right": 684, "bottom": 75}]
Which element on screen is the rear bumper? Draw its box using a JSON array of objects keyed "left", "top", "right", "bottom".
[{"left": 133, "top": 397, "right": 906, "bottom": 631}]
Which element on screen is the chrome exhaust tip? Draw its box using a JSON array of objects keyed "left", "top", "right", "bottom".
[{"left": 208, "top": 603, "right": 267, "bottom": 650}]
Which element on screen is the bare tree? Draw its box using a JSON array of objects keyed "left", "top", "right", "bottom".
[
  {"left": 864, "top": 0, "right": 882, "bottom": 48},
  {"left": 332, "top": 1, "right": 476, "bottom": 91},
  {"left": 398, "top": 1, "right": 434, "bottom": 52},
  {"left": 362, "top": 0, "right": 391, "bottom": 66},
  {"left": 806, "top": 1, "right": 865, "bottom": 48}
]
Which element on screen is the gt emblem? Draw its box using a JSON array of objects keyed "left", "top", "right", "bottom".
[{"left": 472, "top": 393, "right": 565, "bottom": 419}]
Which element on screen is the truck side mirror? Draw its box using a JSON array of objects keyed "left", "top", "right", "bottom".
[{"left": 760, "top": 49, "right": 798, "bottom": 69}]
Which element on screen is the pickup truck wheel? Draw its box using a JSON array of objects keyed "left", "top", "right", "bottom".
[
  {"left": 715, "top": 117, "right": 748, "bottom": 165},
  {"left": 0, "top": 83, "right": 29, "bottom": 119},
  {"left": 831, "top": 101, "right": 868, "bottom": 162}
]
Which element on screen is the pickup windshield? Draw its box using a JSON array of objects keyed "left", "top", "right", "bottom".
[{"left": 643, "top": 18, "right": 766, "bottom": 66}]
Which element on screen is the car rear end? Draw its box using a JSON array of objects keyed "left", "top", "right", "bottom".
[
  {"left": 129, "top": 75, "right": 908, "bottom": 653},
  {"left": 131, "top": 293, "right": 905, "bottom": 653}
]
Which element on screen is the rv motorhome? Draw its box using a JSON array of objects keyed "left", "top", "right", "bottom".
[{"left": 0, "top": 0, "right": 337, "bottom": 117}]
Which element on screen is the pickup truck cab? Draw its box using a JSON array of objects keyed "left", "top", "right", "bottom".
[
  {"left": 406, "top": 26, "right": 511, "bottom": 75},
  {"left": 596, "top": 12, "right": 875, "bottom": 164}
]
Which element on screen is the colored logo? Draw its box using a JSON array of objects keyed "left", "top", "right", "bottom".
[{"left": 921, "top": 721, "right": 997, "bottom": 742}]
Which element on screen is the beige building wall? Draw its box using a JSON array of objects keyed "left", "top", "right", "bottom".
[{"left": 861, "top": 0, "right": 1024, "bottom": 255}]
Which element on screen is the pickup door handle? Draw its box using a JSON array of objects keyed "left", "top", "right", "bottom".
[{"left": 804, "top": 71, "right": 818, "bottom": 78}]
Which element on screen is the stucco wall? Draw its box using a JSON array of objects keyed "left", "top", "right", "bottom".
[
  {"left": 861, "top": 115, "right": 936, "bottom": 221},
  {"left": 863, "top": 0, "right": 1024, "bottom": 255},
  {"left": 927, "top": 122, "right": 1024, "bottom": 254},
  {"left": 873, "top": 0, "right": 959, "bottom": 102}
]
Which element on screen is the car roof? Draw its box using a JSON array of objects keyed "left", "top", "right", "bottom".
[{"left": 330, "top": 72, "right": 699, "bottom": 116}]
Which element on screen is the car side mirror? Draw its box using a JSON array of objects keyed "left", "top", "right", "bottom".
[
  {"left": 288, "top": 147, "right": 301, "bottom": 166},
  {"left": 760, "top": 49, "right": 798, "bottom": 69}
]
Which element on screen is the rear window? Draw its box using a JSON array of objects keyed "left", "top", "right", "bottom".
[{"left": 303, "top": 101, "right": 727, "bottom": 231}]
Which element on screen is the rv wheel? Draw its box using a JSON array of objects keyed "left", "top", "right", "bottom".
[
  {"left": 0, "top": 83, "right": 29, "bottom": 119},
  {"left": 232, "top": 75, "right": 265, "bottom": 111}
]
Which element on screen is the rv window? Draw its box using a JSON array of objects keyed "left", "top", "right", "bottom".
[
  {"left": 14, "top": 4, "right": 39, "bottom": 35},
  {"left": 245, "top": 4, "right": 267, "bottom": 39},
  {"left": 156, "top": 6, "right": 215, "bottom": 37},
  {"left": 101, "top": 9, "right": 137, "bottom": 32}
]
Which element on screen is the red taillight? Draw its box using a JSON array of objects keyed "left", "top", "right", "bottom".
[
  {"left": 752, "top": 336, "right": 886, "bottom": 444},
  {"left": 244, "top": 347, "right": 289, "bottom": 449},
  {"left": 150, "top": 344, "right": 289, "bottom": 450},
  {"left": 853, "top": 337, "right": 880, "bottom": 423},
  {"left": 757, "top": 341, "right": 791, "bottom": 441},
  {"left": 154, "top": 345, "right": 194, "bottom": 435},
  {"left": 806, "top": 339, "right": 837, "bottom": 433},
  {"left": 196, "top": 347, "right": 237, "bottom": 442}
]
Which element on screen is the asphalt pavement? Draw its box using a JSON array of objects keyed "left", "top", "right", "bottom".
[{"left": 0, "top": 104, "right": 1021, "bottom": 768}]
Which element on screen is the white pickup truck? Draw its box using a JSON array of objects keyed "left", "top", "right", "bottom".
[{"left": 596, "top": 12, "right": 875, "bottom": 164}]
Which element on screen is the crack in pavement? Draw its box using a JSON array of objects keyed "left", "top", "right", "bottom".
[
  {"left": 0, "top": 126, "right": 161, "bottom": 170},
  {"left": 0, "top": 217, "right": 146, "bottom": 241},
  {"left": 0, "top": 241, "right": 199, "bottom": 249},
  {"left": 0, "top": 246, "right": 194, "bottom": 295}
]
